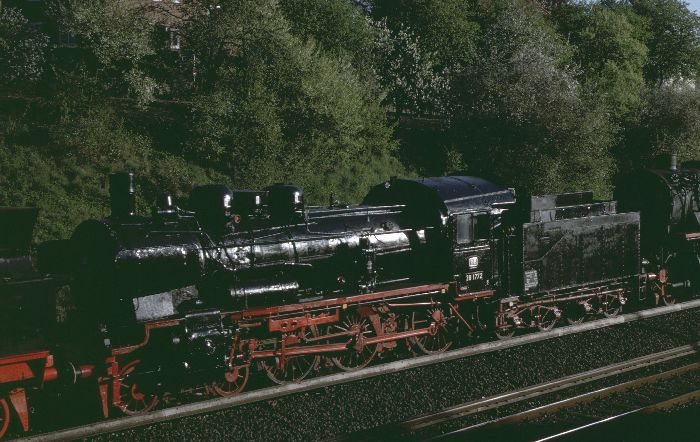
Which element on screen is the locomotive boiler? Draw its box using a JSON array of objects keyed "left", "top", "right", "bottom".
[{"left": 69, "top": 173, "right": 430, "bottom": 327}]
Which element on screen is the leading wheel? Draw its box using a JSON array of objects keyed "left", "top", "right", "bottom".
[
  {"left": 0, "top": 399, "right": 9, "bottom": 440},
  {"left": 260, "top": 327, "right": 320, "bottom": 384},
  {"left": 410, "top": 307, "right": 453, "bottom": 354},
  {"left": 116, "top": 359, "right": 159, "bottom": 416},
  {"left": 211, "top": 365, "right": 250, "bottom": 397},
  {"left": 327, "top": 313, "right": 377, "bottom": 371}
]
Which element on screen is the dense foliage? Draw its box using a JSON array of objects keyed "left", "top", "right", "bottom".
[
  {"left": 0, "top": 0, "right": 699, "bottom": 240},
  {"left": 0, "top": 6, "right": 48, "bottom": 90}
]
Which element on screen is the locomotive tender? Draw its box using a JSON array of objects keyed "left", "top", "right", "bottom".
[{"left": 0, "top": 158, "right": 695, "bottom": 437}]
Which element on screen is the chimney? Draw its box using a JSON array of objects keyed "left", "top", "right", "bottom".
[
  {"left": 109, "top": 172, "right": 136, "bottom": 218},
  {"left": 669, "top": 153, "right": 678, "bottom": 171}
]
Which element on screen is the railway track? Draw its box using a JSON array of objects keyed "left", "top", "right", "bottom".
[
  {"left": 432, "top": 362, "right": 700, "bottom": 441},
  {"left": 340, "top": 343, "right": 699, "bottom": 441},
  {"left": 14, "top": 299, "right": 700, "bottom": 442},
  {"left": 531, "top": 391, "right": 700, "bottom": 442}
]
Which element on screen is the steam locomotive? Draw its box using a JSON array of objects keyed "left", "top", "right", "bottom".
[{"left": 0, "top": 156, "right": 697, "bottom": 438}]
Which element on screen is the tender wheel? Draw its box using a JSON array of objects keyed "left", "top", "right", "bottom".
[
  {"left": 661, "top": 292, "right": 676, "bottom": 305},
  {"left": 601, "top": 294, "right": 622, "bottom": 317},
  {"left": 211, "top": 365, "right": 249, "bottom": 397},
  {"left": 565, "top": 302, "right": 585, "bottom": 325},
  {"left": 534, "top": 306, "right": 558, "bottom": 331},
  {"left": 328, "top": 313, "right": 377, "bottom": 371},
  {"left": 566, "top": 315, "right": 584, "bottom": 325},
  {"left": 410, "top": 307, "right": 453, "bottom": 354},
  {"left": 654, "top": 269, "right": 676, "bottom": 305},
  {"left": 657, "top": 283, "right": 676, "bottom": 305},
  {"left": 116, "top": 359, "right": 159, "bottom": 416},
  {"left": 494, "top": 327, "right": 515, "bottom": 340},
  {"left": 0, "top": 398, "right": 9, "bottom": 440},
  {"left": 260, "top": 327, "right": 320, "bottom": 384}
]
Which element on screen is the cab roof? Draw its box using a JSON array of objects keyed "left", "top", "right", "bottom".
[{"left": 363, "top": 176, "right": 515, "bottom": 215}]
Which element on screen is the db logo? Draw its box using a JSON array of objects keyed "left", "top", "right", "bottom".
[{"left": 468, "top": 256, "right": 479, "bottom": 269}]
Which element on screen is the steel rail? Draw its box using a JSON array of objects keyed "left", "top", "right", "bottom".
[
  {"left": 432, "top": 360, "right": 699, "bottom": 440},
  {"left": 534, "top": 390, "right": 700, "bottom": 442},
  {"left": 14, "top": 298, "right": 700, "bottom": 442},
  {"left": 406, "top": 347, "right": 699, "bottom": 432}
]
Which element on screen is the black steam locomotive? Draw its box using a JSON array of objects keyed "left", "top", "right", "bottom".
[{"left": 0, "top": 157, "right": 696, "bottom": 437}]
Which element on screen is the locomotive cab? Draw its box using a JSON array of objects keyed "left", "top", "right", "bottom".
[
  {"left": 364, "top": 176, "right": 516, "bottom": 294},
  {"left": 450, "top": 210, "right": 495, "bottom": 293}
]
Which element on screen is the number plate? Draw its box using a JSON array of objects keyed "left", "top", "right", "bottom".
[{"left": 465, "top": 271, "right": 483, "bottom": 282}]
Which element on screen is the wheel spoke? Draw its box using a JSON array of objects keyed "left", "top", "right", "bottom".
[
  {"left": 328, "top": 313, "right": 377, "bottom": 371},
  {"left": 411, "top": 307, "right": 452, "bottom": 354},
  {"left": 566, "top": 302, "right": 585, "bottom": 325},
  {"left": 602, "top": 295, "right": 621, "bottom": 317},
  {"left": 262, "top": 327, "right": 319, "bottom": 384},
  {"left": 212, "top": 364, "right": 250, "bottom": 397},
  {"left": 116, "top": 360, "right": 159, "bottom": 416}
]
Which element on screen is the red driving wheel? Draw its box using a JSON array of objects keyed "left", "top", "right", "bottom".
[
  {"left": 0, "top": 398, "right": 10, "bottom": 439},
  {"left": 115, "top": 359, "right": 159, "bottom": 416}
]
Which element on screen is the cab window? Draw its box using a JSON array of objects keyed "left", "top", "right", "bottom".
[
  {"left": 455, "top": 213, "right": 490, "bottom": 245},
  {"left": 455, "top": 214, "right": 472, "bottom": 245},
  {"left": 474, "top": 213, "right": 490, "bottom": 240}
]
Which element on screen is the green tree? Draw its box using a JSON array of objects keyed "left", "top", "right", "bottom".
[
  {"left": 622, "top": 85, "right": 700, "bottom": 166},
  {"left": 180, "top": 0, "right": 402, "bottom": 202},
  {"left": 553, "top": 3, "right": 648, "bottom": 121},
  {"left": 279, "top": 0, "right": 375, "bottom": 59},
  {"left": 631, "top": 0, "right": 700, "bottom": 84},
  {"left": 451, "top": 1, "right": 615, "bottom": 195},
  {"left": 368, "top": 18, "right": 450, "bottom": 117},
  {"left": 370, "top": 0, "right": 481, "bottom": 68},
  {"left": 50, "top": 0, "right": 162, "bottom": 106},
  {"left": 0, "top": 7, "right": 48, "bottom": 92}
]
